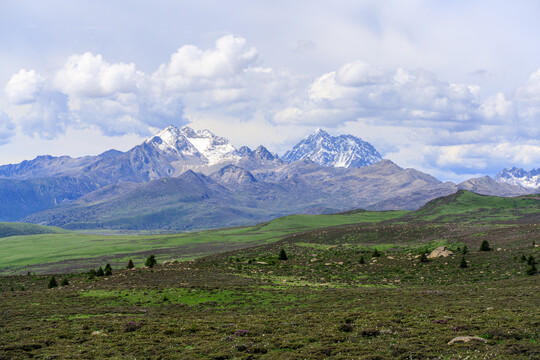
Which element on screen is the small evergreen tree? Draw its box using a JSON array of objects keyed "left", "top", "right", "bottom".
[
  {"left": 61, "top": 278, "right": 69, "bottom": 286},
  {"left": 47, "top": 276, "right": 58, "bottom": 289},
  {"left": 419, "top": 253, "right": 429, "bottom": 263},
  {"left": 127, "top": 259, "right": 135, "bottom": 269},
  {"left": 520, "top": 254, "right": 527, "bottom": 262},
  {"left": 104, "top": 263, "right": 112, "bottom": 276},
  {"left": 87, "top": 269, "right": 96, "bottom": 280},
  {"left": 96, "top": 267, "right": 105, "bottom": 277},
  {"left": 526, "top": 263, "right": 537, "bottom": 276},
  {"left": 145, "top": 255, "right": 157, "bottom": 268},
  {"left": 527, "top": 255, "right": 536, "bottom": 266},
  {"left": 479, "top": 240, "right": 491, "bottom": 252},
  {"left": 462, "top": 245, "right": 469, "bottom": 254},
  {"left": 278, "top": 249, "right": 288, "bottom": 261},
  {"left": 358, "top": 256, "right": 365, "bottom": 264},
  {"left": 459, "top": 257, "right": 468, "bottom": 268},
  {"left": 372, "top": 249, "right": 382, "bottom": 257}
]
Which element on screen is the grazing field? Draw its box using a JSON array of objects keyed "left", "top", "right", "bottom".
[
  {"left": 1, "top": 191, "right": 539, "bottom": 359},
  {"left": 0, "top": 209, "right": 406, "bottom": 275}
]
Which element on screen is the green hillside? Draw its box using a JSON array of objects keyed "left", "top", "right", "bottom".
[
  {"left": 397, "top": 190, "right": 540, "bottom": 223},
  {"left": 0, "top": 222, "right": 68, "bottom": 238}
]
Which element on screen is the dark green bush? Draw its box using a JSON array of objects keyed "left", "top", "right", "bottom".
[
  {"left": 127, "top": 259, "right": 134, "bottom": 269},
  {"left": 278, "top": 249, "right": 288, "bottom": 261},
  {"left": 459, "top": 257, "right": 468, "bottom": 268}
]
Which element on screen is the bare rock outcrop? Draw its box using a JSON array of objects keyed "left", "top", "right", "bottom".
[{"left": 427, "top": 246, "right": 454, "bottom": 259}]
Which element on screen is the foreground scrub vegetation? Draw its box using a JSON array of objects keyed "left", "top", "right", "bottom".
[
  {"left": 1, "top": 191, "right": 539, "bottom": 359},
  {"left": 1, "top": 222, "right": 539, "bottom": 359}
]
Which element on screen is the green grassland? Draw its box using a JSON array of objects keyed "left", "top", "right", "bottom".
[
  {"left": 0, "top": 209, "right": 406, "bottom": 275},
  {"left": 1, "top": 191, "right": 540, "bottom": 359},
  {"left": 4, "top": 190, "right": 539, "bottom": 275}
]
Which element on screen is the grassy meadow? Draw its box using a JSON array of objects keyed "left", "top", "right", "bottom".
[{"left": 0, "top": 209, "right": 406, "bottom": 275}]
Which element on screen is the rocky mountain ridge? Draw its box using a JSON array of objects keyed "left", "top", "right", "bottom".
[
  {"left": 282, "top": 128, "right": 382, "bottom": 167},
  {"left": 0, "top": 125, "right": 536, "bottom": 229}
]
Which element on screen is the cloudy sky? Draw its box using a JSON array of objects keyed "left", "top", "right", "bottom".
[{"left": 1, "top": 0, "right": 540, "bottom": 181}]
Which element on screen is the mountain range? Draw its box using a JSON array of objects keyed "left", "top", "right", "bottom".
[
  {"left": 495, "top": 167, "right": 540, "bottom": 189},
  {"left": 0, "top": 125, "right": 537, "bottom": 230}
]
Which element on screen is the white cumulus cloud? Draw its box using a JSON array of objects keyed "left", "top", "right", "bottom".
[
  {"left": 5, "top": 69, "right": 45, "bottom": 105},
  {"left": 54, "top": 52, "right": 142, "bottom": 98},
  {"left": 156, "top": 35, "right": 258, "bottom": 92}
]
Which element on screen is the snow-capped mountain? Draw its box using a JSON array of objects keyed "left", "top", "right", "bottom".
[
  {"left": 494, "top": 167, "right": 540, "bottom": 189},
  {"left": 146, "top": 125, "right": 240, "bottom": 165},
  {"left": 282, "top": 128, "right": 382, "bottom": 168},
  {"left": 179, "top": 127, "right": 240, "bottom": 165}
]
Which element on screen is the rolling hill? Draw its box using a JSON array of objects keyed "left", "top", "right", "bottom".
[
  {"left": 398, "top": 190, "right": 540, "bottom": 223},
  {"left": 0, "top": 222, "right": 68, "bottom": 238}
]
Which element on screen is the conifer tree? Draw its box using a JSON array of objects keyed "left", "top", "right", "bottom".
[
  {"left": 88, "top": 269, "right": 96, "bottom": 280},
  {"left": 61, "top": 278, "right": 69, "bottom": 286},
  {"left": 104, "top": 263, "right": 112, "bottom": 276},
  {"left": 479, "top": 240, "right": 491, "bottom": 252},
  {"left": 526, "top": 262, "right": 537, "bottom": 276},
  {"left": 47, "top": 276, "right": 58, "bottom": 289},
  {"left": 127, "top": 259, "right": 135, "bottom": 269},
  {"left": 278, "top": 249, "right": 288, "bottom": 261},
  {"left": 96, "top": 267, "right": 105, "bottom": 277},
  {"left": 145, "top": 255, "right": 157, "bottom": 268},
  {"left": 462, "top": 245, "right": 469, "bottom": 254},
  {"left": 459, "top": 257, "right": 468, "bottom": 268}
]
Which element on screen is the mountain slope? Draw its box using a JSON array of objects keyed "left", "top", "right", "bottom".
[
  {"left": 25, "top": 160, "right": 462, "bottom": 230},
  {"left": 0, "top": 177, "right": 100, "bottom": 221},
  {"left": 457, "top": 176, "right": 530, "bottom": 196},
  {"left": 282, "top": 128, "right": 382, "bottom": 167},
  {"left": 24, "top": 170, "right": 269, "bottom": 231}
]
